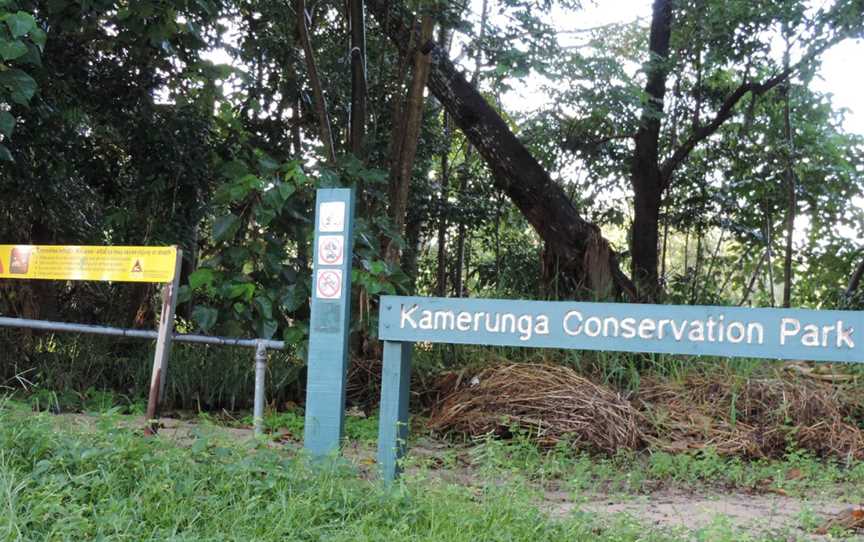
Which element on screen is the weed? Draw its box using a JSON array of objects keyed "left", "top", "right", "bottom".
[{"left": 233, "top": 408, "right": 381, "bottom": 444}]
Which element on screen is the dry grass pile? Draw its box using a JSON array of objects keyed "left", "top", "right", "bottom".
[
  {"left": 637, "top": 372, "right": 864, "bottom": 460},
  {"left": 427, "top": 363, "right": 644, "bottom": 454}
]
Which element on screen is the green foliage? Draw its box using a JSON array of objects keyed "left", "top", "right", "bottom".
[
  {"left": 0, "top": 3, "right": 43, "bottom": 160},
  {"left": 238, "top": 409, "right": 380, "bottom": 443}
]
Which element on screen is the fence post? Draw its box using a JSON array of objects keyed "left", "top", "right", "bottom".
[
  {"left": 377, "top": 340, "right": 413, "bottom": 483},
  {"left": 145, "top": 248, "right": 183, "bottom": 433},
  {"left": 253, "top": 341, "right": 267, "bottom": 436}
]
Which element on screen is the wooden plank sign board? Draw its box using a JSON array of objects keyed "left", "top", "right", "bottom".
[
  {"left": 0, "top": 245, "right": 178, "bottom": 283},
  {"left": 376, "top": 295, "right": 864, "bottom": 483},
  {"left": 304, "top": 188, "right": 355, "bottom": 459}
]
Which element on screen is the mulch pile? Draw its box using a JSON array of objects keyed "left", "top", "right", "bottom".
[
  {"left": 427, "top": 363, "right": 644, "bottom": 454},
  {"left": 426, "top": 362, "right": 864, "bottom": 460},
  {"left": 638, "top": 373, "right": 864, "bottom": 460}
]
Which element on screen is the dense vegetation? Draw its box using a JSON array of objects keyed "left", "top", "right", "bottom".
[{"left": 0, "top": 0, "right": 863, "bottom": 422}]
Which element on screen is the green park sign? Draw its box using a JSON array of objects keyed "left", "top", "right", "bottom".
[
  {"left": 375, "top": 295, "right": 863, "bottom": 482},
  {"left": 379, "top": 297, "right": 861, "bottom": 361}
]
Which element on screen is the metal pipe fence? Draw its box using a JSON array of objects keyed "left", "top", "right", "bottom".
[{"left": 0, "top": 316, "right": 284, "bottom": 436}]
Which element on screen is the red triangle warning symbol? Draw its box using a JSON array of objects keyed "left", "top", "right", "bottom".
[{"left": 131, "top": 260, "right": 143, "bottom": 273}]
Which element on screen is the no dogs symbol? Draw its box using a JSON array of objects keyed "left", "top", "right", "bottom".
[
  {"left": 316, "top": 269, "right": 342, "bottom": 299},
  {"left": 317, "top": 235, "right": 344, "bottom": 266}
]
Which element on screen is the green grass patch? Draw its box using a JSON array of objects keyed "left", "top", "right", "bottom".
[
  {"left": 0, "top": 398, "right": 685, "bottom": 541},
  {"left": 2, "top": 398, "right": 861, "bottom": 540}
]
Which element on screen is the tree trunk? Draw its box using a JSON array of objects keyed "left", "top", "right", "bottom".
[
  {"left": 402, "top": 211, "right": 423, "bottom": 293},
  {"left": 367, "top": 0, "right": 637, "bottom": 300},
  {"left": 349, "top": 0, "right": 367, "bottom": 156},
  {"left": 630, "top": 0, "right": 672, "bottom": 300},
  {"left": 453, "top": 164, "right": 468, "bottom": 297},
  {"left": 739, "top": 249, "right": 768, "bottom": 306},
  {"left": 695, "top": 227, "right": 725, "bottom": 304},
  {"left": 297, "top": 0, "right": 337, "bottom": 163},
  {"left": 453, "top": 0, "right": 487, "bottom": 298},
  {"left": 660, "top": 213, "right": 669, "bottom": 287},
  {"left": 690, "top": 228, "right": 703, "bottom": 304},
  {"left": 683, "top": 228, "right": 689, "bottom": 272},
  {"left": 781, "top": 36, "right": 796, "bottom": 308},
  {"left": 764, "top": 211, "right": 776, "bottom": 307},
  {"left": 495, "top": 191, "right": 503, "bottom": 290},
  {"left": 385, "top": 15, "right": 434, "bottom": 264},
  {"left": 436, "top": 113, "right": 451, "bottom": 297},
  {"left": 846, "top": 256, "right": 864, "bottom": 298}
]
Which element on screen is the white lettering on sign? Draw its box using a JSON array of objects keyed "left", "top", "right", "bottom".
[
  {"left": 387, "top": 298, "right": 860, "bottom": 360},
  {"left": 316, "top": 269, "right": 343, "bottom": 299},
  {"left": 562, "top": 311, "right": 766, "bottom": 345},
  {"left": 319, "top": 201, "right": 346, "bottom": 232},
  {"left": 317, "top": 235, "right": 344, "bottom": 266},
  {"left": 780, "top": 318, "right": 854, "bottom": 348},
  {"left": 399, "top": 304, "right": 550, "bottom": 341}
]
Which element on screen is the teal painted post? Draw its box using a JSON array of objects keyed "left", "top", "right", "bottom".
[
  {"left": 377, "top": 340, "right": 413, "bottom": 483},
  {"left": 304, "top": 188, "right": 355, "bottom": 459}
]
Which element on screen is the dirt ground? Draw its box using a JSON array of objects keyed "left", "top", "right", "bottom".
[
  {"left": 557, "top": 491, "right": 856, "bottom": 540},
  {"left": 60, "top": 413, "right": 864, "bottom": 540}
]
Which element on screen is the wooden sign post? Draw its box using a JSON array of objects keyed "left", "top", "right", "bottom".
[
  {"left": 377, "top": 295, "right": 864, "bottom": 482},
  {"left": 146, "top": 249, "right": 183, "bottom": 432},
  {"left": 304, "top": 188, "right": 355, "bottom": 458}
]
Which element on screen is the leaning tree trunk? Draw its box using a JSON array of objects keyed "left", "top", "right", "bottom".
[
  {"left": 297, "top": 0, "right": 337, "bottom": 163},
  {"left": 366, "top": 0, "right": 637, "bottom": 300},
  {"left": 386, "top": 15, "right": 434, "bottom": 264}
]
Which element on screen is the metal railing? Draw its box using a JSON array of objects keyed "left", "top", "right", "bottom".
[{"left": 0, "top": 316, "right": 284, "bottom": 436}]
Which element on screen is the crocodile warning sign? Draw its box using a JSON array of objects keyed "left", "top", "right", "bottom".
[{"left": 0, "top": 245, "right": 178, "bottom": 283}]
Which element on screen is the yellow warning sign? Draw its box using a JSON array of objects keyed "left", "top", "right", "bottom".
[{"left": 0, "top": 245, "right": 177, "bottom": 283}]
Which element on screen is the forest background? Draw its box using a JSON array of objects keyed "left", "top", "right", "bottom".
[{"left": 1, "top": 0, "right": 863, "bottom": 413}]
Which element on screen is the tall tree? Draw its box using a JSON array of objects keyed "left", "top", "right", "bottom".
[
  {"left": 627, "top": 0, "right": 863, "bottom": 298},
  {"left": 367, "top": 0, "right": 638, "bottom": 300}
]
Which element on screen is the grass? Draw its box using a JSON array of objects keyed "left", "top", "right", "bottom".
[
  {"left": 233, "top": 409, "right": 381, "bottom": 443},
  {"left": 0, "top": 398, "right": 673, "bottom": 541},
  {"left": 415, "top": 428, "right": 864, "bottom": 502},
  {"left": 3, "top": 398, "right": 864, "bottom": 540},
  {"left": 5, "top": 333, "right": 864, "bottom": 539}
]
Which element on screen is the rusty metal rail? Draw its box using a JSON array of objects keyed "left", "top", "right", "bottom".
[{"left": 0, "top": 316, "right": 284, "bottom": 435}]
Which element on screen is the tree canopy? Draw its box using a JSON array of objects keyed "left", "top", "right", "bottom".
[{"left": 1, "top": 0, "right": 862, "bottom": 351}]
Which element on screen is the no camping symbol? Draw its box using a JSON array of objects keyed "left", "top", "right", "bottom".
[{"left": 316, "top": 269, "right": 343, "bottom": 299}]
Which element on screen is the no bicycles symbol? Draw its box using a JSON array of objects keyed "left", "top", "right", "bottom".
[
  {"left": 316, "top": 269, "right": 343, "bottom": 299},
  {"left": 318, "top": 235, "right": 344, "bottom": 266}
]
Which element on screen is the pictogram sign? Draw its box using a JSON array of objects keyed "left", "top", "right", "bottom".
[
  {"left": 316, "top": 269, "right": 343, "bottom": 299},
  {"left": 317, "top": 235, "right": 345, "bottom": 266}
]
